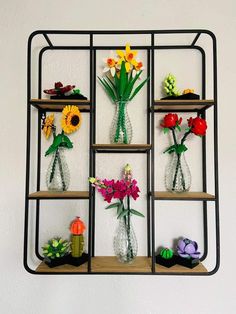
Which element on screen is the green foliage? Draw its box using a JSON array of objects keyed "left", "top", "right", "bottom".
[
  {"left": 42, "top": 237, "right": 70, "bottom": 260},
  {"left": 45, "top": 133, "right": 73, "bottom": 156},
  {"left": 98, "top": 61, "right": 149, "bottom": 102},
  {"left": 164, "top": 144, "right": 188, "bottom": 154},
  {"left": 163, "top": 73, "right": 180, "bottom": 97}
]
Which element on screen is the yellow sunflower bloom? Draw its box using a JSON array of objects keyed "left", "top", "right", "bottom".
[
  {"left": 42, "top": 113, "right": 54, "bottom": 139},
  {"left": 61, "top": 105, "right": 82, "bottom": 134}
]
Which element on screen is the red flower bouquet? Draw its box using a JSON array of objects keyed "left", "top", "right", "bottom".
[{"left": 161, "top": 113, "right": 207, "bottom": 192}]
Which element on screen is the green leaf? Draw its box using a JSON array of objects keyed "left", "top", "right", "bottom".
[
  {"left": 129, "top": 77, "right": 149, "bottom": 101},
  {"left": 114, "top": 73, "right": 120, "bottom": 98},
  {"left": 130, "top": 209, "right": 145, "bottom": 218},
  {"left": 175, "top": 144, "right": 188, "bottom": 154},
  {"left": 106, "top": 76, "right": 119, "bottom": 100},
  {"left": 163, "top": 145, "right": 176, "bottom": 154},
  {"left": 119, "top": 61, "right": 127, "bottom": 98},
  {"left": 176, "top": 125, "right": 181, "bottom": 132},
  {"left": 117, "top": 209, "right": 129, "bottom": 219},
  {"left": 123, "top": 70, "right": 143, "bottom": 100},
  {"left": 45, "top": 144, "right": 57, "bottom": 156},
  {"left": 53, "top": 134, "right": 63, "bottom": 147},
  {"left": 98, "top": 77, "right": 116, "bottom": 102},
  {"left": 105, "top": 202, "right": 120, "bottom": 209},
  {"left": 163, "top": 127, "right": 169, "bottom": 134},
  {"left": 61, "top": 134, "right": 73, "bottom": 148},
  {"left": 117, "top": 202, "right": 124, "bottom": 216}
]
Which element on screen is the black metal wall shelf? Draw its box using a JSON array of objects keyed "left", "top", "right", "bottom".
[{"left": 24, "top": 29, "right": 220, "bottom": 276}]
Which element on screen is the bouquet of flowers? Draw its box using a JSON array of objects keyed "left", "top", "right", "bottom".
[
  {"left": 161, "top": 113, "right": 207, "bottom": 192},
  {"left": 42, "top": 105, "right": 82, "bottom": 191},
  {"left": 89, "top": 164, "right": 144, "bottom": 263},
  {"left": 98, "top": 44, "right": 149, "bottom": 144}
]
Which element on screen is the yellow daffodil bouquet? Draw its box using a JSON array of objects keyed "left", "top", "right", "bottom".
[
  {"left": 42, "top": 105, "right": 82, "bottom": 191},
  {"left": 98, "top": 44, "right": 149, "bottom": 144}
]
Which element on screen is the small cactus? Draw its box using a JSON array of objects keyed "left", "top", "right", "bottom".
[
  {"left": 70, "top": 217, "right": 86, "bottom": 258},
  {"left": 42, "top": 237, "right": 70, "bottom": 260},
  {"left": 163, "top": 74, "right": 180, "bottom": 97},
  {"left": 160, "top": 248, "right": 174, "bottom": 260}
]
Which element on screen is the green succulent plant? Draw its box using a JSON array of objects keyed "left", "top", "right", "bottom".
[
  {"left": 160, "top": 248, "right": 174, "bottom": 260},
  {"left": 42, "top": 237, "right": 71, "bottom": 260},
  {"left": 163, "top": 73, "right": 180, "bottom": 97}
]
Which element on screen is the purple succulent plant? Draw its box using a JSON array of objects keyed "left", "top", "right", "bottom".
[{"left": 177, "top": 238, "right": 200, "bottom": 259}]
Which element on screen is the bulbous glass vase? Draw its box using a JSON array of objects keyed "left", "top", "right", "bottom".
[
  {"left": 165, "top": 152, "right": 191, "bottom": 193},
  {"left": 46, "top": 148, "right": 70, "bottom": 191},
  {"left": 110, "top": 100, "right": 132, "bottom": 144},
  {"left": 113, "top": 216, "right": 138, "bottom": 263}
]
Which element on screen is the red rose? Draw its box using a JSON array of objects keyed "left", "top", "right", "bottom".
[
  {"left": 161, "top": 113, "right": 182, "bottom": 128},
  {"left": 188, "top": 117, "right": 207, "bottom": 136}
]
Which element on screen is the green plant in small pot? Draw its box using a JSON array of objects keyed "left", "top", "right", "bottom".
[
  {"left": 42, "top": 237, "right": 70, "bottom": 268},
  {"left": 156, "top": 247, "right": 177, "bottom": 268},
  {"left": 161, "top": 73, "right": 200, "bottom": 100}
]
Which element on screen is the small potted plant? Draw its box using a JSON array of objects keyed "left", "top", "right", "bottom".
[
  {"left": 176, "top": 238, "right": 201, "bottom": 268},
  {"left": 67, "top": 217, "right": 89, "bottom": 267},
  {"left": 44, "top": 82, "right": 87, "bottom": 100},
  {"left": 156, "top": 247, "right": 177, "bottom": 268},
  {"left": 161, "top": 73, "right": 200, "bottom": 100},
  {"left": 42, "top": 237, "right": 70, "bottom": 268}
]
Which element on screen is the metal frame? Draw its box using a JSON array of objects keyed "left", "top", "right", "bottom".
[{"left": 24, "top": 29, "right": 220, "bottom": 275}]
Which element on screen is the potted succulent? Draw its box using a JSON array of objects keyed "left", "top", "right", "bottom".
[
  {"left": 176, "top": 238, "right": 201, "bottom": 268},
  {"left": 42, "top": 237, "right": 70, "bottom": 268},
  {"left": 44, "top": 82, "right": 87, "bottom": 100},
  {"left": 67, "top": 217, "right": 89, "bottom": 267},
  {"left": 156, "top": 247, "right": 177, "bottom": 268},
  {"left": 161, "top": 73, "right": 200, "bottom": 100}
]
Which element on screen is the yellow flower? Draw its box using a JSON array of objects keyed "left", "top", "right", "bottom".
[
  {"left": 103, "top": 51, "right": 118, "bottom": 76},
  {"left": 117, "top": 44, "right": 138, "bottom": 73},
  {"left": 61, "top": 105, "right": 82, "bottom": 134},
  {"left": 42, "top": 113, "right": 54, "bottom": 139},
  {"left": 183, "top": 89, "right": 194, "bottom": 95}
]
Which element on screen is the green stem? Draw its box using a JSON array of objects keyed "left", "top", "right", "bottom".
[
  {"left": 127, "top": 196, "right": 133, "bottom": 260},
  {"left": 49, "top": 149, "right": 58, "bottom": 183},
  {"left": 57, "top": 149, "right": 66, "bottom": 191},
  {"left": 114, "top": 101, "right": 128, "bottom": 144}
]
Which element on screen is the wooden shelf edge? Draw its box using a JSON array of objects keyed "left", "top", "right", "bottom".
[
  {"left": 30, "top": 98, "right": 90, "bottom": 103},
  {"left": 92, "top": 144, "right": 152, "bottom": 151},
  {"left": 35, "top": 257, "right": 207, "bottom": 274},
  {"left": 154, "top": 191, "right": 215, "bottom": 201},
  {"left": 28, "top": 191, "right": 89, "bottom": 199}
]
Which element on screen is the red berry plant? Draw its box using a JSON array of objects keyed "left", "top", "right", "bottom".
[{"left": 161, "top": 113, "right": 207, "bottom": 192}]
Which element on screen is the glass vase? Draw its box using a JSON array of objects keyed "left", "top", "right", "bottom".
[
  {"left": 165, "top": 152, "right": 191, "bottom": 193},
  {"left": 46, "top": 148, "right": 70, "bottom": 191},
  {"left": 110, "top": 100, "right": 132, "bottom": 144},
  {"left": 113, "top": 215, "right": 138, "bottom": 263}
]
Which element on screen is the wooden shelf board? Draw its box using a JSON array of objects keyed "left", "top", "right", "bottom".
[
  {"left": 155, "top": 262, "right": 207, "bottom": 273},
  {"left": 35, "top": 257, "right": 207, "bottom": 274},
  {"left": 154, "top": 191, "right": 215, "bottom": 201},
  {"left": 154, "top": 99, "right": 214, "bottom": 111},
  {"left": 36, "top": 261, "right": 88, "bottom": 273},
  {"left": 91, "top": 256, "right": 151, "bottom": 273},
  {"left": 30, "top": 99, "right": 90, "bottom": 111},
  {"left": 92, "top": 144, "right": 152, "bottom": 151},
  {"left": 28, "top": 191, "right": 89, "bottom": 199}
]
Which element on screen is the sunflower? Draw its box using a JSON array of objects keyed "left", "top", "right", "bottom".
[
  {"left": 42, "top": 113, "right": 54, "bottom": 139},
  {"left": 61, "top": 105, "right": 82, "bottom": 134}
]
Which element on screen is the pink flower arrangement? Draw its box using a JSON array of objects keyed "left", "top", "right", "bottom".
[{"left": 88, "top": 164, "right": 143, "bottom": 219}]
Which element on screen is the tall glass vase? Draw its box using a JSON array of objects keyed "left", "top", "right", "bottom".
[
  {"left": 110, "top": 100, "right": 132, "bottom": 144},
  {"left": 113, "top": 215, "right": 138, "bottom": 263},
  {"left": 46, "top": 147, "right": 70, "bottom": 191},
  {"left": 165, "top": 152, "right": 191, "bottom": 193}
]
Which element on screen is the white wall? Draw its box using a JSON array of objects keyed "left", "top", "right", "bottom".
[{"left": 0, "top": 1, "right": 236, "bottom": 313}]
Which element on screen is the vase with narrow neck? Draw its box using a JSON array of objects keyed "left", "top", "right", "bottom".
[
  {"left": 110, "top": 100, "right": 132, "bottom": 144},
  {"left": 113, "top": 214, "right": 138, "bottom": 263},
  {"left": 165, "top": 152, "right": 191, "bottom": 193},
  {"left": 46, "top": 147, "right": 70, "bottom": 191}
]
